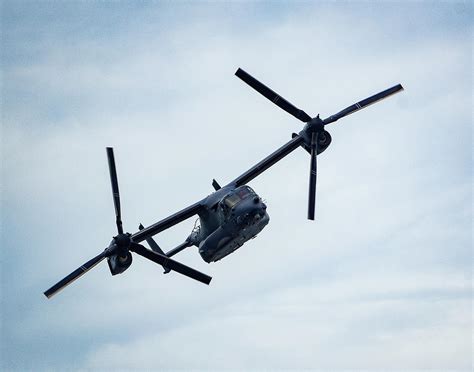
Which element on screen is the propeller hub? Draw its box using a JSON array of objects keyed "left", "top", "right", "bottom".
[
  {"left": 304, "top": 114, "right": 325, "bottom": 134},
  {"left": 113, "top": 233, "right": 132, "bottom": 257}
]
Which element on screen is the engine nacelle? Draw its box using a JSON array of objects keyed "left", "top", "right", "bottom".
[
  {"left": 292, "top": 130, "right": 332, "bottom": 155},
  {"left": 316, "top": 130, "right": 332, "bottom": 153},
  {"left": 107, "top": 252, "right": 132, "bottom": 276}
]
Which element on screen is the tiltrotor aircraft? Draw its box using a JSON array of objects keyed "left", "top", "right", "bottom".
[{"left": 44, "top": 68, "right": 403, "bottom": 298}]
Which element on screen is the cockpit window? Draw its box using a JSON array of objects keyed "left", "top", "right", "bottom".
[
  {"left": 224, "top": 193, "right": 241, "bottom": 208},
  {"left": 222, "top": 187, "right": 255, "bottom": 209},
  {"left": 236, "top": 186, "right": 254, "bottom": 199}
]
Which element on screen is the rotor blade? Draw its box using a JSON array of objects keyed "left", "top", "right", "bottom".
[
  {"left": 130, "top": 243, "right": 212, "bottom": 285},
  {"left": 308, "top": 132, "right": 318, "bottom": 220},
  {"left": 235, "top": 68, "right": 312, "bottom": 122},
  {"left": 106, "top": 147, "right": 123, "bottom": 234},
  {"left": 44, "top": 251, "right": 108, "bottom": 298},
  {"left": 138, "top": 223, "right": 165, "bottom": 255},
  {"left": 139, "top": 224, "right": 171, "bottom": 274},
  {"left": 323, "top": 84, "right": 404, "bottom": 125}
]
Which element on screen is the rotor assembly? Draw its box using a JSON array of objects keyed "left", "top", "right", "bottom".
[
  {"left": 235, "top": 68, "right": 403, "bottom": 220},
  {"left": 43, "top": 148, "right": 211, "bottom": 299}
]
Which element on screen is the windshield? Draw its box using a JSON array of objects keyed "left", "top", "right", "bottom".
[{"left": 223, "top": 187, "right": 254, "bottom": 208}]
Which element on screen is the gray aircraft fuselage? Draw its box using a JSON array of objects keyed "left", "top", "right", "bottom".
[{"left": 189, "top": 185, "right": 269, "bottom": 263}]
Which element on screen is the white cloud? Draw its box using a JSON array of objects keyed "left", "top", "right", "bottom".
[{"left": 84, "top": 272, "right": 471, "bottom": 369}]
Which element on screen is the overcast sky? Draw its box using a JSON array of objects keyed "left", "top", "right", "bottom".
[{"left": 1, "top": 1, "right": 472, "bottom": 370}]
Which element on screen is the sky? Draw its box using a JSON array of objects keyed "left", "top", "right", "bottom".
[{"left": 1, "top": 1, "right": 472, "bottom": 370}]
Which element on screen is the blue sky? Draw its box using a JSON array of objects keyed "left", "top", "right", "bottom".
[{"left": 1, "top": 1, "right": 472, "bottom": 370}]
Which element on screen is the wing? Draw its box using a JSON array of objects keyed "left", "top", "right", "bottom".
[
  {"left": 229, "top": 134, "right": 305, "bottom": 187},
  {"left": 132, "top": 201, "right": 203, "bottom": 243},
  {"left": 134, "top": 136, "right": 305, "bottom": 241}
]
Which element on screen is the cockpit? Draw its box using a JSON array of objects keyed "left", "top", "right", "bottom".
[
  {"left": 200, "top": 185, "right": 269, "bottom": 263},
  {"left": 222, "top": 186, "right": 255, "bottom": 209}
]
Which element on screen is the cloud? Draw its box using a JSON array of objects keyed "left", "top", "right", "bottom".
[{"left": 84, "top": 273, "right": 471, "bottom": 369}]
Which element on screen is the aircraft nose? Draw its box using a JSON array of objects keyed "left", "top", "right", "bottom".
[
  {"left": 234, "top": 198, "right": 267, "bottom": 226},
  {"left": 251, "top": 204, "right": 267, "bottom": 224}
]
